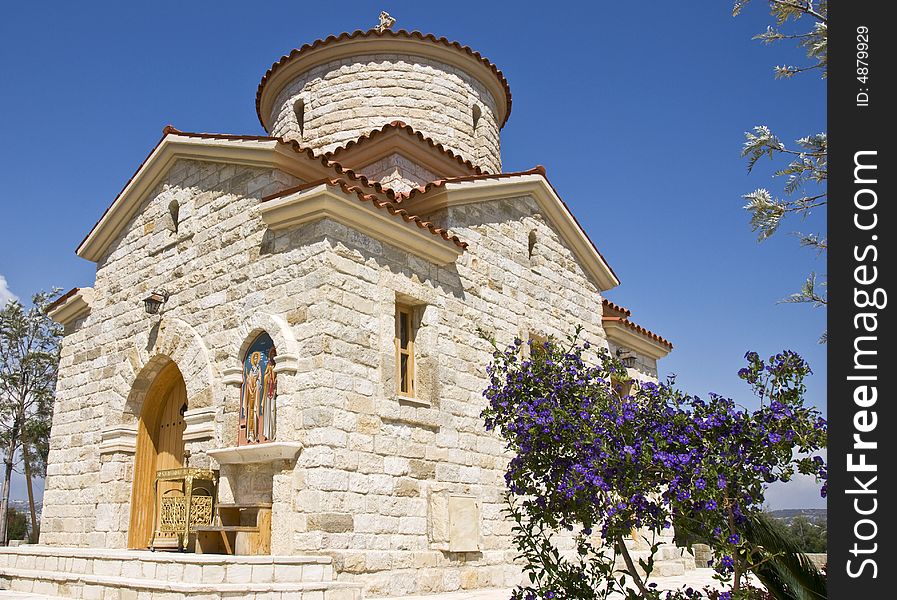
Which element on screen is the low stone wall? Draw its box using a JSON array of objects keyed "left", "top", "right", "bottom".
[{"left": 0, "top": 546, "right": 361, "bottom": 600}]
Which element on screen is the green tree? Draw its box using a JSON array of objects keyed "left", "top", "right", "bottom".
[
  {"left": 0, "top": 290, "right": 62, "bottom": 544},
  {"left": 734, "top": 1, "right": 828, "bottom": 337},
  {"left": 5, "top": 507, "right": 28, "bottom": 542},
  {"left": 768, "top": 515, "right": 827, "bottom": 553}
]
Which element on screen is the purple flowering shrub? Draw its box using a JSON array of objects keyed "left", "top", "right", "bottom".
[{"left": 481, "top": 329, "right": 826, "bottom": 599}]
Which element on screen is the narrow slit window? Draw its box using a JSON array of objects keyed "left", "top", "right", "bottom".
[
  {"left": 168, "top": 200, "right": 180, "bottom": 233},
  {"left": 293, "top": 98, "right": 305, "bottom": 136},
  {"left": 528, "top": 230, "right": 537, "bottom": 259},
  {"left": 395, "top": 305, "right": 415, "bottom": 397}
]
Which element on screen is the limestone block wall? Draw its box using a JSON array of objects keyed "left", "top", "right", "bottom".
[
  {"left": 267, "top": 54, "right": 502, "bottom": 173},
  {"left": 41, "top": 157, "right": 615, "bottom": 596},
  {"left": 281, "top": 196, "right": 608, "bottom": 596},
  {"left": 40, "top": 158, "right": 307, "bottom": 548},
  {"left": 360, "top": 153, "right": 438, "bottom": 195}
]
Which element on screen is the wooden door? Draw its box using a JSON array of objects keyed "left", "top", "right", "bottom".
[{"left": 127, "top": 362, "right": 187, "bottom": 549}]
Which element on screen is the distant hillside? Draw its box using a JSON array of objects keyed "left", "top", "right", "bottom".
[{"left": 767, "top": 508, "right": 826, "bottom": 525}]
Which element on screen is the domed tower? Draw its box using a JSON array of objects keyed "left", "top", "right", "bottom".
[{"left": 255, "top": 19, "right": 511, "bottom": 174}]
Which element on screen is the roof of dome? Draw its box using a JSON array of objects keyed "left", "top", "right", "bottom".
[{"left": 256, "top": 28, "right": 513, "bottom": 132}]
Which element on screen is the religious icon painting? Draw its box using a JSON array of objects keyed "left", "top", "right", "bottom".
[{"left": 239, "top": 332, "right": 277, "bottom": 444}]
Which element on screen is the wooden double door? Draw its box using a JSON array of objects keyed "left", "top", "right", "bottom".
[{"left": 127, "top": 362, "right": 187, "bottom": 549}]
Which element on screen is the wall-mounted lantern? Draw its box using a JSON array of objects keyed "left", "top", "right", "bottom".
[
  {"left": 616, "top": 348, "right": 637, "bottom": 369},
  {"left": 143, "top": 290, "right": 169, "bottom": 315}
]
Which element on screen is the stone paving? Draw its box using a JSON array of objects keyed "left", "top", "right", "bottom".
[
  {"left": 378, "top": 568, "right": 727, "bottom": 600},
  {"left": 0, "top": 569, "right": 731, "bottom": 600}
]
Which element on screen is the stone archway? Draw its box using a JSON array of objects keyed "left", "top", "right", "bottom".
[
  {"left": 103, "top": 317, "right": 218, "bottom": 549},
  {"left": 126, "top": 359, "right": 188, "bottom": 549}
]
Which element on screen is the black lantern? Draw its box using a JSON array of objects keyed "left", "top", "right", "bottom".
[
  {"left": 616, "top": 348, "right": 637, "bottom": 369},
  {"left": 143, "top": 290, "right": 169, "bottom": 315}
]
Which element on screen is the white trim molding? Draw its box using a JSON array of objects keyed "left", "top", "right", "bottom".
[
  {"left": 98, "top": 425, "right": 139, "bottom": 455},
  {"left": 207, "top": 442, "right": 303, "bottom": 465},
  {"left": 183, "top": 406, "right": 217, "bottom": 442},
  {"left": 404, "top": 174, "right": 620, "bottom": 291},
  {"left": 260, "top": 183, "right": 463, "bottom": 265},
  {"left": 76, "top": 134, "right": 327, "bottom": 262},
  {"left": 602, "top": 318, "right": 672, "bottom": 361},
  {"left": 48, "top": 288, "right": 95, "bottom": 326}
]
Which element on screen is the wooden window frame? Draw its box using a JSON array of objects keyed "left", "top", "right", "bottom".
[{"left": 395, "top": 304, "right": 416, "bottom": 397}]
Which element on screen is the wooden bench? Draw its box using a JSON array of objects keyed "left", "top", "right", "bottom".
[{"left": 194, "top": 503, "right": 272, "bottom": 555}]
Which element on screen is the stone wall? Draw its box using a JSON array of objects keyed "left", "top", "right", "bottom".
[
  {"left": 40, "top": 158, "right": 304, "bottom": 548},
  {"left": 360, "top": 153, "right": 438, "bottom": 195},
  {"left": 267, "top": 54, "right": 502, "bottom": 173},
  {"left": 281, "top": 196, "right": 608, "bottom": 595},
  {"left": 41, "top": 158, "right": 614, "bottom": 596}
]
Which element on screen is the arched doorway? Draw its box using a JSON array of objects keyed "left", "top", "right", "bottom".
[{"left": 127, "top": 361, "right": 187, "bottom": 549}]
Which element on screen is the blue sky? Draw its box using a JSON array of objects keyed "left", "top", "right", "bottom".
[{"left": 0, "top": 2, "right": 826, "bottom": 508}]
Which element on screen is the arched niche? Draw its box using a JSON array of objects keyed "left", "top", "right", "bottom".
[{"left": 224, "top": 313, "right": 300, "bottom": 387}]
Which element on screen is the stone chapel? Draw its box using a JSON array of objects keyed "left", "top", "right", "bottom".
[{"left": 0, "top": 16, "right": 683, "bottom": 600}]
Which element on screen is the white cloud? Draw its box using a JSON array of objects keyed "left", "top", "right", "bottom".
[
  {"left": 764, "top": 449, "right": 828, "bottom": 510},
  {"left": 0, "top": 274, "right": 17, "bottom": 306}
]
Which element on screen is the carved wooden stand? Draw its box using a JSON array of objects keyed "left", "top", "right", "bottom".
[{"left": 150, "top": 467, "right": 218, "bottom": 551}]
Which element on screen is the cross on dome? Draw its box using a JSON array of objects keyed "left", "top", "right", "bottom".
[{"left": 376, "top": 11, "right": 395, "bottom": 32}]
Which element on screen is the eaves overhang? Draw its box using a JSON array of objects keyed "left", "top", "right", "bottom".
[
  {"left": 47, "top": 287, "right": 94, "bottom": 326},
  {"left": 404, "top": 174, "right": 621, "bottom": 291},
  {"left": 260, "top": 183, "right": 464, "bottom": 266},
  {"left": 602, "top": 317, "right": 673, "bottom": 360},
  {"left": 75, "top": 134, "right": 330, "bottom": 263}
]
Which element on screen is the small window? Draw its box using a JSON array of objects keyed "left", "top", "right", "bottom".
[
  {"left": 293, "top": 98, "right": 305, "bottom": 136},
  {"left": 395, "top": 305, "right": 415, "bottom": 397},
  {"left": 167, "top": 200, "right": 180, "bottom": 233},
  {"left": 528, "top": 230, "right": 537, "bottom": 259},
  {"left": 472, "top": 104, "right": 482, "bottom": 130}
]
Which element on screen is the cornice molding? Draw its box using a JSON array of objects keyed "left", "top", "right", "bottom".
[
  {"left": 98, "top": 425, "right": 138, "bottom": 455},
  {"left": 260, "top": 183, "right": 463, "bottom": 265},
  {"left": 47, "top": 287, "right": 95, "bottom": 326},
  {"left": 406, "top": 175, "right": 620, "bottom": 291},
  {"left": 76, "top": 135, "right": 325, "bottom": 262},
  {"left": 603, "top": 318, "right": 671, "bottom": 360},
  {"left": 207, "top": 442, "right": 303, "bottom": 465}
]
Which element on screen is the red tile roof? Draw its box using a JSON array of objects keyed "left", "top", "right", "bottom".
[
  {"left": 601, "top": 298, "right": 631, "bottom": 317},
  {"left": 395, "top": 165, "right": 621, "bottom": 289},
  {"left": 325, "top": 121, "right": 485, "bottom": 175},
  {"left": 261, "top": 178, "right": 467, "bottom": 249},
  {"left": 162, "top": 126, "right": 399, "bottom": 200},
  {"left": 398, "top": 165, "right": 547, "bottom": 202},
  {"left": 77, "top": 126, "right": 402, "bottom": 255},
  {"left": 256, "top": 29, "right": 513, "bottom": 129},
  {"left": 602, "top": 316, "right": 673, "bottom": 349}
]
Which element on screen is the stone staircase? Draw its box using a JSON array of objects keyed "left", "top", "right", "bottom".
[{"left": 0, "top": 546, "right": 363, "bottom": 600}]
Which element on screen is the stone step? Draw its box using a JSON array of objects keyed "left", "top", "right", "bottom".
[{"left": 0, "top": 547, "right": 363, "bottom": 600}]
